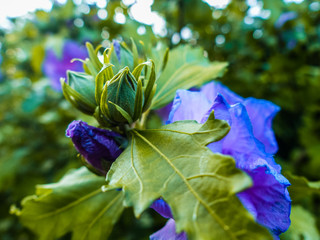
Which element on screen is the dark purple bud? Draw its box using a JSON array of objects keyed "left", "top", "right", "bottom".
[
  {"left": 66, "top": 120, "right": 126, "bottom": 175},
  {"left": 113, "top": 40, "right": 121, "bottom": 63}
]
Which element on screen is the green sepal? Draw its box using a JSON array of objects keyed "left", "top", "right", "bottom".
[
  {"left": 95, "top": 63, "right": 114, "bottom": 105},
  {"left": 93, "top": 107, "right": 113, "bottom": 128},
  {"left": 130, "top": 38, "right": 139, "bottom": 68},
  {"left": 132, "top": 61, "right": 151, "bottom": 83},
  {"left": 86, "top": 42, "right": 103, "bottom": 73},
  {"left": 67, "top": 71, "right": 96, "bottom": 105},
  {"left": 132, "top": 79, "right": 144, "bottom": 121},
  {"left": 103, "top": 48, "right": 112, "bottom": 64},
  {"left": 100, "top": 83, "right": 112, "bottom": 122},
  {"left": 61, "top": 79, "right": 96, "bottom": 115},
  {"left": 108, "top": 101, "right": 133, "bottom": 124},
  {"left": 142, "top": 60, "right": 156, "bottom": 112}
]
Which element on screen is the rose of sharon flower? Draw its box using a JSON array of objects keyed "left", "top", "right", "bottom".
[
  {"left": 43, "top": 40, "right": 88, "bottom": 91},
  {"left": 66, "top": 120, "right": 125, "bottom": 175},
  {"left": 151, "top": 82, "right": 291, "bottom": 239}
]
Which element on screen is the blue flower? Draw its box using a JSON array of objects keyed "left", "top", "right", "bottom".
[
  {"left": 112, "top": 40, "right": 121, "bottom": 63},
  {"left": 275, "top": 11, "right": 298, "bottom": 29},
  {"left": 151, "top": 82, "right": 291, "bottom": 239},
  {"left": 66, "top": 120, "right": 126, "bottom": 175},
  {"left": 43, "top": 40, "right": 88, "bottom": 91},
  {"left": 0, "top": 54, "right": 3, "bottom": 82}
]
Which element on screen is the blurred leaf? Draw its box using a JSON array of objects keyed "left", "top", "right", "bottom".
[
  {"left": 0, "top": 148, "right": 29, "bottom": 191},
  {"left": 31, "top": 44, "right": 45, "bottom": 75},
  {"left": 106, "top": 112, "right": 272, "bottom": 240},
  {"left": 281, "top": 205, "right": 320, "bottom": 240},
  {"left": 150, "top": 45, "right": 228, "bottom": 109},
  {"left": 12, "top": 167, "right": 124, "bottom": 240},
  {"left": 285, "top": 172, "right": 320, "bottom": 201}
]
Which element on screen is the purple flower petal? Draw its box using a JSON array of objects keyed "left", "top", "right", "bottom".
[
  {"left": 152, "top": 82, "right": 291, "bottom": 238},
  {"left": 150, "top": 199, "right": 173, "bottom": 219},
  {"left": 150, "top": 219, "right": 187, "bottom": 240},
  {"left": 168, "top": 90, "right": 212, "bottom": 124},
  {"left": 42, "top": 40, "right": 88, "bottom": 91},
  {"left": 113, "top": 40, "right": 121, "bottom": 63},
  {"left": 66, "top": 120, "right": 125, "bottom": 175},
  {"left": 200, "top": 82, "right": 280, "bottom": 154},
  {"left": 243, "top": 98, "right": 280, "bottom": 154},
  {"left": 200, "top": 81, "right": 244, "bottom": 105},
  {"left": 238, "top": 166, "right": 291, "bottom": 236}
]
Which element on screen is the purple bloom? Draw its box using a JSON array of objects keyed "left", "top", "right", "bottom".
[
  {"left": 0, "top": 54, "right": 3, "bottom": 82},
  {"left": 150, "top": 219, "right": 187, "bottom": 240},
  {"left": 43, "top": 40, "right": 88, "bottom": 91},
  {"left": 66, "top": 120, "right": 125, "bottom": 175},
  {"left": 113, "top": 40, "right": 121, "bottom": 63},
  {"left": 152, "top": 82, "right": 291, "bottom": 239},
  {"left": 275, "top": 11, "right": 298, "bottom": 29}
]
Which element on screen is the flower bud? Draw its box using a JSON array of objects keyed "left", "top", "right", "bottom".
[
  {"left": 66, "top": 120, "right": 127, "bottom": 175},
  {"left": 100, "top": 66, "right": 145, "bottom": 125},
  {"left": 61, "top": 71, "right": 97, "bottom": 115}
]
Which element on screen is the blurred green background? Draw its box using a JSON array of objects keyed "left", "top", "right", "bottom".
[{"left": 0, "top": 0, "right": 319, "bottom": 239}]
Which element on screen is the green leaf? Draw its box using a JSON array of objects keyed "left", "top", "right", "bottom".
[
  {"left": 106, "top": 112, "right": 272, "bottom": 240},
  {"left": 285, "top": 172, "right": 320, "bottom": 201},
  {"left": 12, "top": 167, "right": 124, "bottom": 240},
  {"left": 150, "top": 45, "right": 228, "bottom": 109},
  {"left": 0, "top": 148, "right": 29, "bottom": 191},
  {"left": 86, "top": 42, "right": 103, "bottom": 74},
  {"left": 281, "top": 205, "right": 320, "bottom": 240}
]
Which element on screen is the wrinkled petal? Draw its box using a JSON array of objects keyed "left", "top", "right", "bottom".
[
  {"left": 238, "top": 167, "right": 291, "bottom": 235},
  {"left": 66, "top": 120, "right": 125, "bottom": 175},
  {"left": 162, "top": 86, "right": 291, "bottom": 237},
  {"left": 168, "top": 90, "right": 212, "bottom": 124},
  {"left": 200, "top": 81, "right": 244, "bottom": 105},
  {"left": 200, "top": 82, "right": 279, "bottom": 154},
  {"left": 150, "top": 199, "right": 173, "bottom": 219},
  {"left": 150, "top": 219, "right": 187, "bottom": 240},
  {"left": 243, "top": 98, "right": 280, "bottom": 154}
]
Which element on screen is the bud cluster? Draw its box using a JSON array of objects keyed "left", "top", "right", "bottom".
[{"left": 61, "top": 41, "right": 156, "bottom": 127}]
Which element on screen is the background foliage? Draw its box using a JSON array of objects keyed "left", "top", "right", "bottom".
[{"left": 0, "top": 0, "right": 319, "bottom": 239}]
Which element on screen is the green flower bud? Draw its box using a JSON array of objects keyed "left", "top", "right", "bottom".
[
  {"left": 61, "top": 71, "right": 97, "bottom": 115},
  {"left": 100, "top": 67, "right": 144, "bottom": 125}
]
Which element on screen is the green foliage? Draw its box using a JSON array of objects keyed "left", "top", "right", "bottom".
[
  {"left": 106, "top": 112, "right": 272, "bottom": 239},
  {"left": 1, "top": 0, "right": 320, "bottom": 238},
  {"left": 281, "top": 206, "right": 320, "bottom": 240},
  {"left": 285, "top": 172, "right": 320, "bottom": 202},
  {"left": 150, "top": 44, "right": 228, "bottom": 109},
  {"left": 12, "top": 167, "right": 124, "bottom": 240}
]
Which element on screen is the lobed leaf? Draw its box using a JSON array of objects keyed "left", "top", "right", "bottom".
[
  {"left": 150, "top": 45, "right": 228, "bottom": 109},
  {"left": 106, "top": 112, "right": 273, "bottom": 240},
  {"left": 12, "top": 167, "right": 124, "bottom": 240}
]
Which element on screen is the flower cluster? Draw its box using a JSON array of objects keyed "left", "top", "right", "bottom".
[
  {"left": 66, "top": 80, "right": 291, "bottom": 239},
  {"left": 150, "top": 82, "right": 291, "bottom": 239},
  {"left": 61, "top": 41, "right": 156, "bottom": 127}
]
